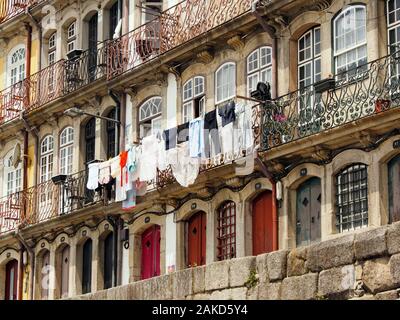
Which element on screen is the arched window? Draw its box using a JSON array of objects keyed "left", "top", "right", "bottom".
[
  {"left": 82, "top": 238, "right": 92, "bottom": 294},
  {"left": 85, "top": 118, "right": 96, "bottom": 164},
  {"left": 298, "top": 27, "right": 321, "bottom": 90},
  {"left": 3, "top": 149, "right": 22, "bottom": 196},
  {"left": 40, "top": 136, "right": 54, "bottom": 183},
  {"left": 216, "top": 201, "right": 236, "bottom": 261},
  {"left": 67, "top": 21, "right": 76, "bottom": 53},
  {"left": 247, "top": 47, "right": 272, "bottom": 96},
  {"left": 333, "top": 5, "right": 367, "bottom": 77},
  {"left": 182, "top": 76, "right": 205, "bottom": 123},
  {"left": 48, "top": 32, "right": 56, "bottom": 66},
  {"left": 59, "top": 127, "right": 74, "bottom": 175},
  {"left": 106, "top": 108, "right": 119, "bottom": 158},
  {"left": 335, "top": 163, "right": 368, "bottom": 232},
  {"left": 139, "top": 97, "right": 162, "bottom": 138},
  {"left": 8, "top": 45, "right": 25, "bottom": 86},
  {"left": 215, "top": 63, "right": 236, "bottom": 104}
]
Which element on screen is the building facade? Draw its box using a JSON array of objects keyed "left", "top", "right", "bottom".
[{"left": 0, "top": 0, "right": 399, "bottom": 300}]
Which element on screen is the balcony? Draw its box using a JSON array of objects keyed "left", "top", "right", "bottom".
[
  {"left": 0, "top": 0, "right": 43, "bottom": 25},
  {"left": 0, "top": 170, "right": 115, "bottom": 236}
]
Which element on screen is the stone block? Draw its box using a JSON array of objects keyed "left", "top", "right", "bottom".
[
  {"left": 362, "top": 257, "right": 398, "bottom": 294},
  {"left": 287, "top": 247, "right": 308, "bottom": 277},
  {"left": 192, "top": 265, "right": 205, "bottom": 294},
  {"left": 256, "top": 253, "right": 269, "bottom": 283},
  {"left": 354, "top": 226, "right": 387, "bottom": 260},
  {"left": 172, "top": 268, "right": 193, "bottom": 299},
  {"left": 205, "top": 260, "right": 230, "bottom": 291},
  {"left": 258, "top": 282, "right": 281, "bottom": 300},
  {"left": 210, "top": 289, "right": 231, "bottom": 300},
  {"left": 246, "top": 286, "right": 258, "bottom": 300},
  {"left": 192, "top": 293, "right": 211, "bottom": 300},
  {"left": 267, "top": 250, "right": 288, "bottom": 281},
  {"left": 318, "top": 265, "right": 355, "bottom": 299},
  {"left": 230, "top": 256, "right": 256, "bottom": 287},
  {"left": 135, "top": 275, "right": 173, "bottom": 300},
  {"left": 375, "top": 289, "right": 399, "bottom": 300},
  {"left": 387, "top": 221, "right": 400, "bottom": 255},
  {"left": 307, "top": 234, "right": 354, "bottom": 272},
  {"left": 281, "top": 273, "right": 318, "bottom": 300},
  {"left": 389, "top": 253, "right": 400, "bottom": 284},
  {"left": 231, "top": 287, "right": 248, "bottom": 300},
  {"left": 106, "top": 285, "right": 129, "bottom": 300}
]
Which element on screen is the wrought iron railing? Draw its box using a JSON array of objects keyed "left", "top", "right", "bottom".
[
  {"left": 106, "top": 0, "right": 252, "bottom": 79},
  {"left": 259, "top": 53, "right": 400, "bottom": 150},
  {"left": 0, "top": 169, "right": 115, "bottom": 235},
  {"left": 0, "top": 0, "right": 43, "bottom": 25}
]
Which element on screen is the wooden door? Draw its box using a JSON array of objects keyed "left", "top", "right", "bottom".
[
  {"left": 41, "top": 251, "right": 50, "bottom": 300},
  {"left": 187, "top": 212, "right": 206, "bottom": 267},
  {"left": 252, "top": 191, "right": 273, "bottom": 255},
  {"left": 60, "top": 246, "right": 70, "bottom": 298},
  {"left": 104, "top": 232, "right": 114, "bottom": 289},
  {"left": 141, "top": 225, "right": 160, "bottom": 280},
  {"left": 389, "top": 154, "right": 400, "bottom": 223},
  {"left": 5, "top": 259, "right": 18, "bottom": 300},
  {"left": 82, "top": 239, "right": 92, "bottom": 294},
  {"left": 296, "top": 177, "right": 321, "bottom": 246}
]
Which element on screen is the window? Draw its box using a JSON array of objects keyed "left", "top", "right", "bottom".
[
  {"left": 247, "top": 47, "right": 272, "bottom": 96},
  {"left": 217, "top": 201, "right": 236, "bottom": 261},
  {"left": 298, "top": 28, "right": 321, "bottom": 89},
  {"left": 85, "top": 118, "right": 96, "bottom": 164},
  {"left": 141, "top": 0, "right": 163, "bottom": 24},
  {"left": 388, "top": 154, "right": 400, "bottom": 223},
  {"left": 8, "top": 46, "right": 25, "bottom": 86},
  {"left": 40, "top": 135, "right": 54, "bottom": 183},
  {"left": 109, "top": 1, "right": 120, "bottom": 40},
  {"left": 106, "top": 108, "right": 119, "bottom": 158},
  {"left": 215, "top": 63, "right": 236, "bottom": 104},
  {"left": 182, "top": 76, "right": 205, "bottom": 123},
  {"left": 59, "top": 127, "right": 74, "bottom": 175},
  {"left": 82, "top": 238, "right": 92, "bottom": 294},
  {"left": 3, "top": 150, "right": 22, "bottom": 196},
  {"left": 67, "top": 21, "right": 76, "bottom": 53},
  {"left": 335, "top": 163, "right": 368, "bottom": 232},
  {"left": 139, "top": 97, "right": 162, "bottom": 139},
  {"left": 333, "top": 6, "right": 367, "bottom": 77},
  {"left": 387, "top": 0, "right": 400, "bottom": 82},
  {"left": 48, "top": 32, "right": 56, "bottom": 65}
]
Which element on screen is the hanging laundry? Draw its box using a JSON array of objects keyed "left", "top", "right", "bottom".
[
  {"left": 234, "top": 103, "right": 254, "bottom": 157},
  {"left": 157, "top": 135, "right": 167, "bottom": 171},
  {"left": 139, "top": 134, "right": 159, "bottom": 182},
  {"left": 163, "top": 127, "right": 177, "bottom": 150},
  {"left": 169, "top": 141, "right": 199, "bottom": 187},
  {"left": 87, "top": 162, "right": 99, "bottom": 190},
  {"left": 136, "top": 180, "right": 147, "bottom": 196},
  {"left": 218, "top": 101, "right": 236, "bottom": 161},
  {"left": 122, "top": 185, "right": 136, "bottom": 210},
  {"left": 127, "top": 145, "right": 137, "bottom": 173},
  {"left": 119, "top": 150, "right": 129, "bottom": 187},
  {"left": 203, "top": 109, "right": 221, "bottom": 159},
  {"left": 189, "top": 117, "right": 205, "bottom": 158},
  {"left": 98, "top": 159, "right": 111, "bottom": 185},
  {"left": 218, "top": 100, "right": 236, "bottom": 126},
  {"left": 115, "top": 174, "right": 127, "bottom": 202},
  {"left": 110, "top": 155, "right": 120, "bottom": 178},
  {"left": 177, "top": 122, "right": 189, "bottom": 144}
]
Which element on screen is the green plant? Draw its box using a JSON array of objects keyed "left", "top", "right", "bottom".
[{"left": 244, "top": 269, "right": 259, "bottom": 289}]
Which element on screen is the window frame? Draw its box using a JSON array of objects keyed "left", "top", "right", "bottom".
[
  {"left": 7, "top": 45, "right": 26, "bottom": 87},
  {"left": 3, "top": 150, "right": 22, "bottom": 197},
  {"left": 182, "top": 76, "right": 205, "bottom": 123},
  {"left": 216, "top": 201, "right": 237, "bottom": 261},
  {"left": 67, "top": 21, "right": 77, "bottom": 53},
  {"left": 40, "top": 135, "right": 54, "bottom": 183},
  {"left": 246, "top": 46, "right": 273, "bottom": 97},
  {"left": 59, "top": 127, "right": 74, "bottom": 175},
  {"left": 139, "top": 96, "right": 162, "bottom": 138},
  {"left": 215, "top": 62, "right": 236, "bottom": 104}
]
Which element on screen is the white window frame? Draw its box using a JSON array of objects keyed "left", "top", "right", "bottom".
[
  {"left": 59, "top": 127, "right": 74, "bottom": 175},
  {"left": 141, "top": 0, "right": 163, "bottom": 24},
  {"left": 215, "top": 62, "right": 236, "bottom": 104},
  {"left": 182, "top": 76, "right": 205, "bottom": 123},
  {"left": 333, "top": 5, "right": 367, "bottom": 76},
  {"left": 387, "top": 0, "right": 400, "bottom": 83},
  {"left": 139, "top": 96, "right": 162, "bottom": 138},
  {"left": 67, "top": 21, "right": 77, "bottom": 53},
  {"left": 3, "top": 150, "right": 22, "bottom": 197},
  {"left": 247, "top": 46, "right": 272, "bottom": 97},
  {"left": 7, "top": 45, "right": 26, "bottom": 87},
  {"left": 48, "top": 32, "right": 56, "bottom": 66},
  {"left": 40, "top": 135, "right": 54, "bottom": 183}
]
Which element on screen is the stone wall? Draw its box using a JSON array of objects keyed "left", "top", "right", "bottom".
[{"left": 68, "top": 222, "right": 400, "bottom": 300}]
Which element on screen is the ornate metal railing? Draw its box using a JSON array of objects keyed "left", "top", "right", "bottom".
[
  {"left": 107, "top": 0, "right": 252, "bottom": 79},
  {"left": 259, "top": 53, "right": 400, "bottom": 150},
  {"left": 0, "top": 169, "right": 115, "bottom": 235},
  {"left": 0, "top": 0, "right": 43, "bottom": 24}
]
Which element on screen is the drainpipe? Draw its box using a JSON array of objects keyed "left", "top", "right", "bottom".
[
  {"left": 255, "top": 157, "right": 279, "bottom": 251},
  {"left": 15, "top": 231, "right": 35, "bottom": 301},
  {"left": 251, "top": 0, "right": 277, "bottom": 98}
]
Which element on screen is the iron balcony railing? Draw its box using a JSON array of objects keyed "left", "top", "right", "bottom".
[
  {"left": 259, "top": 52, "right": 400, "bottom": 150},
  {"left": 106, "top": 0, "right": 252, "bottom": 79},
  {"left": 0, "top": 0, "right": 43, "bottom": 25},
  {"left": 0, "top": 169, "right": 115, "bottom": 235}
]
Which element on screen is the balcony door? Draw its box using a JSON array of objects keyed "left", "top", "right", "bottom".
[
  {"left": 88, "top": 13, "right": 98, "bottom": 81},
  {"left": 141, "top": 225, "right": 160, "bottom": 280},
  {"left": 296, "top": 177, "right": 321, "bottom": 246},
  {"left": 103, "top": 232, "right": 114, "bottom": 289},
  {"left": 252, "top": 191, "right": 274, "bottom": 255},
  {"left": 82, "top": 239, "right": 92, "bottom": 294},
  {"left": 187, "top": 212, "right": 206, "bottom": 267},
  {"left": 5, "top": 259, "right": 18, "bottom": 300}
]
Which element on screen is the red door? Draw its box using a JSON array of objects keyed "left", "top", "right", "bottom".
[
  {"left": 141, "top": 225, "right": 160, "bottom": 280},
  {"left": 188, "top": 212, "right": 206, "bottom": 267},
  {"left": 5, "top": 259, "right": 18, "bottom": 300},
  {"left": 252, "top": 191, "right": 274, "bottom": 255}
]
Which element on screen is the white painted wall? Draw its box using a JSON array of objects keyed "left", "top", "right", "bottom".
[
  {"left": 166, "top": 73, "right": 177, "bottom": 129},
  {"left": 165, "top": 211, "right": 177, "bottom": 274}
]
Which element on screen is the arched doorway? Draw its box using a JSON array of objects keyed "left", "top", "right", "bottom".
[
  {"left": 5, "top": 259, "right": 18, "bottom": 300},
  {"left": 141, "top": 225, "right": 160, "bottom": 280},
  {"left": 187, "top": 212, "right": 206, "bottom": 267},
  {"left": 389, "top": 154, "right": 400, "bottom": 223},
  {"left": 252, "top": 190, "right": 274, "bottom": 255},
  {"left": 82, "top": 239, "right": 92, "bottom": 294},
  {"left": 103, "top": 232, "right": 114, "bottom": 289},
  {"left": 296, "top": 177, "right": 321, "bottom": 246}
]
